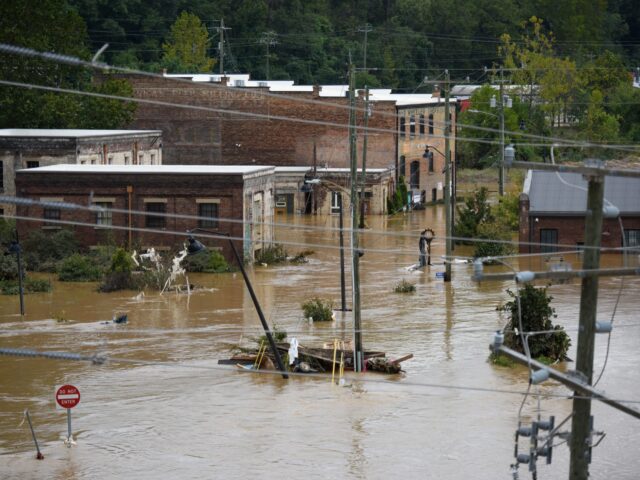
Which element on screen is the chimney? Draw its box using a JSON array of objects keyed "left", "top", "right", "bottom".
[
  {"left": 432, "top": 85, "right": 440, "bottom": 98},
  {"left": 220, "top": 76, "right": 229, "bottom": 86},
  {"left": 313, "top": 84, "right": 322, "bottom": 97}
]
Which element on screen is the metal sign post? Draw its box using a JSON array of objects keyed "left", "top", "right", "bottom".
[{"left": 55, "top": 384, "right": 80, "bottom": 445}]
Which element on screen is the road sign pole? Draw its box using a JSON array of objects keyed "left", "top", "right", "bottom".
[{"left": 67, "top": 408, "right": 72, "bottom": 443}]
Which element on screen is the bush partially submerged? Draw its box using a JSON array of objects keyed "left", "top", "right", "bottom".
[
  {"left": 58, "top": 254, "right": 103, "bottom": 282},
  {"left": 183, "top": 250, "right": 231, "bottom": 273},
  {"left": 497, "top": 284, "right": 570, "bottom": 362},
  {"left": 394, "top": 279, "right": 416, "bottom": 293},
  {"left": 22, "top": 229, "right": 79, "bottom": 272},
  {"left": 302, "top": 297, "right": 334, "bottom": 322},
  {"left": 0, "top": 277, "right": 51, "bottom": 295},
  {"left": 255, "top": 244, "right": 288, "bottom": 265}
]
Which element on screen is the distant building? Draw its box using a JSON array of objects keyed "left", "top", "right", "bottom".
[
  {"left": 0, "top": 129, "right": 162, "bottom": 216},
  {"left": 519, "top": 170, "right": 640, "bottom": 254},
  {"left": 14, "top": 164, "right": 273, "bottom": 263}
]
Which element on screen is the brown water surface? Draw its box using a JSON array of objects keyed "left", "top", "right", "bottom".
[{"left": 1, "top": 206, "right": 639, "bottom": 479}]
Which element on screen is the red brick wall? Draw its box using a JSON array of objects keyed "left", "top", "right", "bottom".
[
  {"left": 15, "top": 172, "right": 247, "bottom": 263},
  {"left": 123, "top": 75, "right": 397, "bottom": 169}
]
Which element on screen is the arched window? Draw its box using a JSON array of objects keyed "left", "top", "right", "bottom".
[{"left": 410, "top": 161, "right": 420, "bottom": 189}]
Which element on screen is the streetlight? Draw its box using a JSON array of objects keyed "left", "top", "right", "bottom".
[
  {"left": 185, "top": 229, "right": 289, "bottom": 379},
  {"left": 6, "top": 232, "right": 25, "bottom": 316}
]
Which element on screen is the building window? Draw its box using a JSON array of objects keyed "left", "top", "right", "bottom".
[
  {"left": 145, "top": 202, "right": 166, "bottom": 228},
  {"left": 27, "top": 161, "right": 40, "bottom": 169},
  {"left": 331, "top": 191, "right": 342, "bottom": 214},
  {"left": 0, "top": 161, "right": 3, "bottom": 191},
  {"left": 428, "top": 153, "right": 434, "bottom": 172},
  {"left": 95, "top": 202, "right": 113, "bottom": 226},
  {"left": 410, "top": 161, "right": 420, "bottom": 189},
  {"left": 400, "top": 117, "right": 406, "bottom": 138},
  {"left": 399, "top": 155, "right": 406, "bottom": 178},
  {"left": 428, "top": 114, "right": 434, "bottom": 134},
  {"left": 624, "top": 229, "right": 640, "bottom": 252},
  {"left": 91, "top": 159, "right": 96, "bottom": 165},
  {"left": 108, "top": 156, "right": 114, "bottom": 165},
  {"left": 198, "top": 203, "right": 219, "bottom": 228},
  {"left": 419, "top": 114, "right": 425, "bottom": 136},
  {"left": 43, "top": 207, "right": 61, "bottom": 226},
  {"left": 124, "top": 155, "right": 130, "bottom": 165},
  {"left": 540, "top": 229, "right": 558, "bottom": 253},
  {"left": 138, "top": 154, "right": 144, "bottom": 165},
  {"left": 409, "top": 114, "right": 415, "bottom": 138},
  {"left": 150, "top": 153, "right": 156, "bottom": 165},
  {"left": 432, "top": 188, "right": 437, "bottom": 202}
]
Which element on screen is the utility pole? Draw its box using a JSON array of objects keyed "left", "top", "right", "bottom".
[
  {"left": 569, "top": 172, "right": 605, "bottom": 480},
  {"left": 499, "top": 66, "right": 505, "bottom": 196},
  {"left": 217, "top": 19, "right": 230, "bottom": 75},
  {"left": 357, "top": 24, "right": 373, "bottom": 73},
  {"left": 348, "top": 58, "right": 364, "bottom": 372},
  {"left": 444, "top": 70, "right": 452, "bottom": 282},
  {"left": 359, "top": 86, "right": 370, "bottom": 229},
  {"left": 260, "top": 31, "right": 278, "bottom": 80}
]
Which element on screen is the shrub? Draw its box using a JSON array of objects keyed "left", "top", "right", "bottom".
[
  {"left": 255, "top": 325, "right": 288, "bottom": 346},
  {"left": 302, "top": 297, "right": 334, "bottom": 322},
  {"left": 497, "top": 284, "right": 570, "bottom": 362},
  {"left": 0, "top": 277, "right": 51, "bottom": 295},
  {"left": 394, "top": 279, "right": 416, "bottom": 293},
  {"left": 183, "top": 250, "right": 231, "bottom": 273},
  {"left": 455, "top": 187, "right": 493, "bottom": 244},
  {"left": 388, "top": 177, "right": 409, "bottom": 214},
  {"left": 110, "top": 248, "right": 134, "bottom": 273},
  {"left": 58, "top": 254, "right": 103, "bottom": 282},
  {"left": 0, "top": 254, "right": 19, "bottom": 281},
  {"left": 255, "top": 244, "right": 288, "bottom": 265},
  {"left": 22, "top": 229, "right": 79, "bottom": 271},
  {"left": 473, "top": 221, "right": 515, "bottom": 260},
  {"left": 99, "top": 248, "right": 136, "bottom": 292},
  {"left": 493, "top": 192, "right": 520, "bottom": 232},
  {"left": 0, "top": 218, "right": 15, "bottom": 245}
]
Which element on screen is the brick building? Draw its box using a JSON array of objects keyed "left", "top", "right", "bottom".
[
  {"left": 124, "top": 74, "right": 398, "bottom": 170},
  {"left": 14, "top": 165, "right": 274, "bottom": 263},
  {"left": 519, "top": 170, "right": 640, "bottom": 253},
  {"left": 1, "top": 129, "right": 162, "bottom": 216}
]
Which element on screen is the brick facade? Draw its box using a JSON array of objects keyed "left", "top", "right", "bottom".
[{"left": 14, "top": 166, "right": 274, "bottom": 263}]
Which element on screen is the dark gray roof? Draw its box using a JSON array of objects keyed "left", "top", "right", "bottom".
[{"left": 525, "top": 170, "right": 640, "bottom": 215}]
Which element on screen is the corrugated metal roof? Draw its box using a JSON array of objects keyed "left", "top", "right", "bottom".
[
  {"left": 527, "top": 170, "right": 640, "bottom": 214},
  {"left": 17, "top": 164, "right": 273, "bottom": 175}
]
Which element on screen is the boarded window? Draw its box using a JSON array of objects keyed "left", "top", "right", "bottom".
[
  {"left": 540, "top": 229, "right": 558, "bottom": 253},
  {"left": 95, "top": 202, "right": 113, "bottom": 226},
  {"left": 145, "top": 202, "right": 166, "bottom": 228},
  {"left": 198, "top": 203, "right": 219, "bottom": 228}
]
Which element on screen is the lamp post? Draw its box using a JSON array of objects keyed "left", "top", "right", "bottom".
[
  {"left": 185, "top": 229, "right": 288, "bottom": 379},
  {"left": 7, "top": 231, "right": 25, "bottom": 316},
  {"left": 422, "top": 144, "right": 453, "bottom": 280},
  {"left": 424, "top": 228, "right": 435, "bottom": 265}
]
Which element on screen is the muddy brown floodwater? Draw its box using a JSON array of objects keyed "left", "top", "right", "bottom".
[{"left": 1, "top": 206, "right": 639, "bottom": 479}]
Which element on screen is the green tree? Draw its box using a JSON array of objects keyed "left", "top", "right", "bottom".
[
  {"left": 162, "top": 12, "right": 215, "bottom": 73},
  {"left": 455, "top": 187, "right": 493, "bottom": 243},
  {"left": 498, "top": 284, "right": 570, "bottom": 362}
]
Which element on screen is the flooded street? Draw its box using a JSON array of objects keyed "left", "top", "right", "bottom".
[{"left": 1, "top": 206, "right": 639, "bottom": 479}]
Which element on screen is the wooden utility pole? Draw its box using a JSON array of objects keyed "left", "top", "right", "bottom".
[
  {"left": 359, "top": 86, "right": 369, "bottom": 229},
  {"left": 218, "top": 19, "right": 229, "bottom": 75},
  {"left": 499, "top": 66, "right": 505, "bottom": 196},
  {"left": 348, "top": 59, "right": 363, "bottom": 372},
  {"left": 569, "top": 174, "right": 605, "bottom": 480},
  {"left": 444, "top": 70, "right": 452, "bottom": 282}
]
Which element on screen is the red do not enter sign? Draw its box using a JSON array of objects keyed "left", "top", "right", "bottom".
[{"left": 56, "top": 384, "right": 80, "bottom": 409}]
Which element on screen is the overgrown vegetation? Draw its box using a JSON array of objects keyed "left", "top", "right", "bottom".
[
  {"left": 394, "top": 279, "right": 416, "bottom": 293},
  {"left": 290, "top": 250, "right": 315, "bottom": 264},
  {"left": 99, "top": 248, "right": 137, "bottom": 292},
  {"left": 183, "top": 250, "right": 231, "bottom": 273},
  {"left": 255, "top": 244, "right": 288, "bottom": 265},
  {"left": 302, "top": 298, "right": 334, "bottom": 322},
  {"left": 495, "top": 284, "right": 570, "bottom": 363},
  {"left": 22, "top": 229, "right": 79, "bottom": 272},
  {"left": 0, "top": 246, "right": 52, "bottom": 294},
  {"left": 57, "top": 254, "right": 103, "bottom": 282},
  {"left": 387, "top": 177, "right": 409, "bottom": 214},
  {"left": 254, "top": 325, "right": 288, "bottom": 347}
]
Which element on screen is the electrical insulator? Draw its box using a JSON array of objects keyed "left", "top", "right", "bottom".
[{"left": 595, "top": 321, "right": 613, "bottom": 333}]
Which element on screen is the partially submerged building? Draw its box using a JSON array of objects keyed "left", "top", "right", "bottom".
[
  {"left": 14, "top": 164, "right": 274, "bottom": 263},
  {"left": 0, "top": 129, "right": 162, "bottom": 216},
  {"left": 519, "top": 170, "right": 640, "bottom": 253}
]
